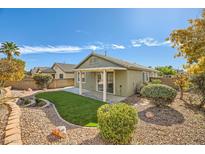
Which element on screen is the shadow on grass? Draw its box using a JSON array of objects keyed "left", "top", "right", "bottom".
[{"left": 138, "top": 106, "right": 185, "bottom": 126}]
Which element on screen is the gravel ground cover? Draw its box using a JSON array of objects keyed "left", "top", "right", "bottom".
[
  {"left": 125, "top": 93, "right": 205, "bottom": 144},
  {"left": 20, "top": 105, "right": 105, "bottom": 145},
  {"left": 0, "top": 104, "right": 9, "bottom": 144},
  {"left": 20, "top": 92, "right": 205, "bottom": 145}
]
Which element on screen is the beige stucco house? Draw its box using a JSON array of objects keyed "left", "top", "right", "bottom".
[
  {"left": 51, "top": 63, "right": 76, "bottom": 79},
  {"left": 74, "top": 52, "right": 158, "bottom": 101},
  {"left": 30, "top": 63, "right": 76, "bottom": 79}
]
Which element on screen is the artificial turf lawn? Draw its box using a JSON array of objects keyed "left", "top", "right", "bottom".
[{"left": 36, "top": 91, "right": 106, "bottom": 127}]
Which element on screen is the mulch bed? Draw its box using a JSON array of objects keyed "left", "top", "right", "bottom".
[{"left": 0, "top": 104, "right": 9, "bottom": 145}]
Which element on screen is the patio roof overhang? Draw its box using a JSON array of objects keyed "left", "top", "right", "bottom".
[{"left": 73, "top": 67, "right": 127, "bottom": 72}]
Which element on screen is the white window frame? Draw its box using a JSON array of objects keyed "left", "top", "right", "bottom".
[
  {"left": 77, "top": 72, "right": 86, "bottom": 83},
  {"left": 143, "top": 72, "right": 150, "bottom": 83}
]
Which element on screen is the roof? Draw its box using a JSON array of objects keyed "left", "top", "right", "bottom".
[
  {"left": 30, "top": 67, "right": 55, "bottom": 74},
  {"left": 40, "top": 67, "right": 56, "bottom": 73},
  {"left": 52, "top": 63, "right": 76, "bottom": 73},
  {"left": 31, "top": 67, "right": 49, "bottom": 74},
  {"left": 75, "top": 52, "right": 158, "bottom": 72}
]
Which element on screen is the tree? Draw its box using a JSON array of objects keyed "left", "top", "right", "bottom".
[
  {"left": 190, "top": 73, "right": 205, "bottom": 108},
  {"left": 0, "top": 42, "right": 20, "bottom": 61},
  {"left": 0, "top": 58, "right": 25, "bottom": 87},
  {"left": 168, "top": 9, "right": 205, "bottom": 74},
  {"left": 175, "top": 73, "right": 189, "bottom": 100},
  {"left": 33, "top": 74, "right": 53, "bottom": 89},
  {"left": 155, "top": 66, "right": 177, "bottom": 76}
]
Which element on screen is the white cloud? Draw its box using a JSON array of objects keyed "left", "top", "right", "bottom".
[
  {"left": 111, "top": 44, "right": 125, "bottom": 50},
  {"left": 84, "top": 45, "right": 103, "bottom": 51},
  {"left": 20, "top": 45, "right": 82, "bottom": 54},
  {"left": 75, "top": 30, "right": 82, "bottom": 33},
  {"left": 131, "top": 37, "right": 170, "bottom": 47},
  {"left": 19, "top": 42, "right": 127, "bottom": 54}
]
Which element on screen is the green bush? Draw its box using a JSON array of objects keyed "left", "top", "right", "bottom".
[
  {"left": 150, "top": 79, "right": 162, "bottom": 84},
  {"left": 140, "top": 84, "right": 177, "bottom": 106},
  {"left": 35, "top": 97, "right": 41, "bottom": 104},
  {"left": 33, "top": 74, "right": 53, "bottom": 89},
  {"left": 35, "top": 97, "right": 46, "bottom": 107},
  {"left": 97, "top": 103, "right": 138, "bottom": 144},
  {"left": 24, "top": 99, "right": 31, "bottom": 105},
  {"left": 190, "top": 73, "right": 205, "bottom": 107}
]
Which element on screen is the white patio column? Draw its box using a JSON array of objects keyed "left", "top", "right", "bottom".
[
  {"left": 79, "top": 71, "right": 82, "bottom": 95},
  {"left": 103, "top": 69, "right": 107, "bottom": 102}
]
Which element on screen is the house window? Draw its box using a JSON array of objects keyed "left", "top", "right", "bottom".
[
  {"left": 59, "top": 74, "right": 64, "bottom": 79},
  {"left": 77, "top": 72, "right": 86, "bottom": 83},
  {"left": 143, "top": 72, "right": 150, "bottom": 83},
  {"left": 52, "top": 74, "right": 55, "bottom": 79}
]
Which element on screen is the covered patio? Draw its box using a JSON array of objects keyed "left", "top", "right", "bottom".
[
  {"left": 74, "top": 67, "right": 127, "bottom": 102},
  {"left": 64, "top": 87, "right": 126, "bottom": 102}
]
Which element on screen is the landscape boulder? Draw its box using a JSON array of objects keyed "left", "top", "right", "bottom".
[
  {"left": 145, "top": 111, "right": 155, "bottom": 119},
  {"left": 51, "top": 126, "right": 66, "bottom": 138}
]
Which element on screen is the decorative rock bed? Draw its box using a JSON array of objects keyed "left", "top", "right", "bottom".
[{"left": 20, "top": 105, "right": 104, "bottom": 145}]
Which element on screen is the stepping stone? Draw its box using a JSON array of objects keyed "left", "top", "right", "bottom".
[
  {"left": 8, "top": 115, "right": 19, "bottom": 121},
  {"left": 145, "top": 111, "right": 155, "bottom": 119},
  {"left": 6, "top": 140, "right": 22, "bottom": 145},
  {"left": 6, "top": 123, "right": 19, "bottom": 130},
  {"left": 4, "top": 134, "right": 21, "bottom": 145},
  {"left": 10, "top": 112, "right": 20, "bottom": 117},
  {"left": 5, "top": 128, "right": 21, "bottom": 137},
  {"left": 7, "top": 119, "right": 20, "bottom": 125}
]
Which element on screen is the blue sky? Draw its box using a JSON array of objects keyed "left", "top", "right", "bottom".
[{"left": 0, "top": 8, "right": 202, "bottom": 70}]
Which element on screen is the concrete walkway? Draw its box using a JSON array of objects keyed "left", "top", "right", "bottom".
[{"left": 64, "top": 87, "right": 126, "bottom": 102}]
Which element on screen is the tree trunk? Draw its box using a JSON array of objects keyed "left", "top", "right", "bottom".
[
  {"left": 180, "top": 87, "right": 183, "bottom": 100},
  {"left": 0, "top": 80, "right": 5, "bottom": 88},
  {"left": 199, "top": 98, "right": 205, "bottom": 108}
]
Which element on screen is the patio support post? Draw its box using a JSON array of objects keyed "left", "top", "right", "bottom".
[
  {"left": 103, "top": 69, "right": 107, "bottom": 102},
  {"left": 79, "top": 71, "right": 82, "bottom": 95}
]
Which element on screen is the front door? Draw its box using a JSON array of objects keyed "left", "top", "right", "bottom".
[{"left": 96, "top": 72, "right": 114, "bottom": 93}]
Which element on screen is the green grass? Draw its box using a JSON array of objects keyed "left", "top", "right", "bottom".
[{"left": 36, "top": 91, "right": 106, "bottom": 127}]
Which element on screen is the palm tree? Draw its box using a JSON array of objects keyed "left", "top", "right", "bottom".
[{"left": 0, "top": 42, "right": 20, "bottom": 61}]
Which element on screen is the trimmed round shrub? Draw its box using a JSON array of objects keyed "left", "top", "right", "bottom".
[
  {"left": 150, "top": 79, "right": 162, "bottom": 84},
  {"left": 97, "top": 103, "right": 138, "bottom": 144},
  {"left": 140, "top": 84, "right": 177, "bottom": 106}
]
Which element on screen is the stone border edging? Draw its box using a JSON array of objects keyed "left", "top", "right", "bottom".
[
  {"left": 4, "top": 98, "right": 22, "bottom": 145},
  {"left": 23, "top": 99, "right": 36, "bottom": 107},
  {"left": 38, "top": 98, "right": 51, "bottom": 109}
]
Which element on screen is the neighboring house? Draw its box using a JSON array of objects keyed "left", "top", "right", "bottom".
[
  {"left": 30, "top": 63, "right": 76, "bottom": 79},
  {"left": 74, "top": 52, "right": 158, "bottom": 101},
  {"left": 51, "top": 63, "right": 76, "bottom": 79},
  {"left": 30, "top": 67, "right": 49, "bottom": 75}
]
